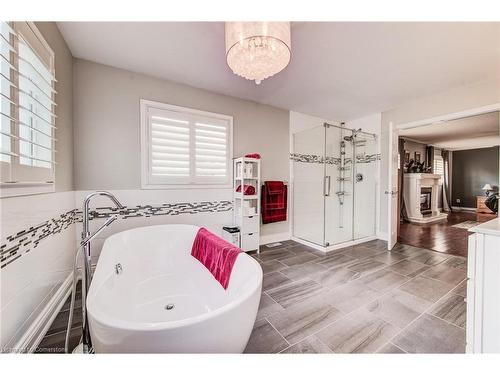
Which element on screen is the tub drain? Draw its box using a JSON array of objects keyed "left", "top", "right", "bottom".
[{"left": 164, "top": 304, "right": 175, "bottom": 311}]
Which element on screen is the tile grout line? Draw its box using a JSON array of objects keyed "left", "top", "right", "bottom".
[
  {"left": 425, "top": 292, "right": 467, "bottom": 331},
  {"left": 427, "top": 310, "right": 466, "bottom": 332},
  {"left": 388, "top": 342, "right": 408, "bottom": 354},
  {"left": 273, "top": 276, "right": 397, "bottom": 353},
  {"left": 382, "top": 276, "right": 469, "bottom": 353},
  {"left": 263, "top": 317, "right": 291, "bottom": 351},
  {"left": 358, "top": 273, "right": 465, "bottom": 353},
  {"left": 263, "top": 245, "right": 412, "bottom": 352},
  {"left": 254, "top": 240, "right": 466, "bottom": 353},
  {"left": 263, "top": 290, "right": 281, "bottom": 307},
  {"left": 294, "top": 262, "right": 465, "bottom": 353}
]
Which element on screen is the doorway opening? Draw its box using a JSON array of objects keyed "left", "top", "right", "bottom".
[{"left": 388, "top": 105, "right": 500, "bottom": 256}]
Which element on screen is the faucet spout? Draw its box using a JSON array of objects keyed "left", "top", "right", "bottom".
[{"left": 83, "top": 190, "right": 125, "bottom": 212}]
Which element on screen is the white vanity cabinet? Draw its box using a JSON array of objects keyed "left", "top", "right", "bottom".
[{"left": 466, "top": 218, "right": 500, "bottom": 353}]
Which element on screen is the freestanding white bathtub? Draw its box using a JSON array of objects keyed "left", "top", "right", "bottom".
[{"left": 87, "top": 224, "right": 262, "bottom": 353}]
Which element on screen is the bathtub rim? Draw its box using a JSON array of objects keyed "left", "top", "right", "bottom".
[{"left": 86, "top": 224, "right": 263, "bottom": 332}]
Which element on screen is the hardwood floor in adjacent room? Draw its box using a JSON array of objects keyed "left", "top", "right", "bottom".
[{"left": 398, "top": 211, "right": 497, "bottom": 257}]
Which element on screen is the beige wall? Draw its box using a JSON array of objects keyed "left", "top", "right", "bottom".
[
  {"left": 379, "top": 79, "right": 500, "bottom": 234},
  {"left": 35, "top": 22, "right": 74, "bottom": 192},
  {"left": 73, "top": 59, "right": 291, "bottom": 238}
]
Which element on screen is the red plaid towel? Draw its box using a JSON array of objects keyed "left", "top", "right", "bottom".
[{"left": 261, "top": 181, "right": 287, "bottom": 224}]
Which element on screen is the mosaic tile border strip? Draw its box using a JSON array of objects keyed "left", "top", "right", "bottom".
[
  {"left": 356, "top": 153, "right": 381, "bottom": 163},
  {"left": 290, "top": 153, "right": 380, "bottom": 164},
  {"left": 1, "top": 200, "right": 233, "bottom": 269},
  {"left": 81, "top": 200, "right": 233, "bottom": 220},
  {"left": 290, "top": 153, "right": 325, "bottom": 164}
]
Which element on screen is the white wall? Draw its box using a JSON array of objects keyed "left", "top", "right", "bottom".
[
  {"left": 73, "top": 59, "right": 291, "bottom": 243},
  {"left": 402, "top": 139, "right": 427, "bottom": 163},
  {"left": 379, "top": 78, "right": 500, "bottom": 234}
]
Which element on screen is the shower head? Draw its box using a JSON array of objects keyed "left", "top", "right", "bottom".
[{"left": 344, "top": 129, "right": 363, "bottom": 142}]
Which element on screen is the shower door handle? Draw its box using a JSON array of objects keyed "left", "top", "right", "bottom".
[{"left": 324, "top": 176, "right": 331, "bottom": 196}]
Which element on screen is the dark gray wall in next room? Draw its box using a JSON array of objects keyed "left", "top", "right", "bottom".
[{"left": 451, "top": 146, "right": 499, "bottom": 208}]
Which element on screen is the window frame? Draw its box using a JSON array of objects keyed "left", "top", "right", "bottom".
[
  {"left": 140, "top": 99, "right": 233, "bottom": 190},
  {"left": 0, "top": 21, "right": 56, "bottom": 198},
  {"left": 433, "top": 155, "right": 444, "bottom": 184}
]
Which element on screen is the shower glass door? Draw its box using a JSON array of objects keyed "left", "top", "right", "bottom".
[
  {"left": 292, "top": 125, "right": 325, "bottom": 246},
  {"left": 324, "top": 125, "right": 354, "bottom": 246},
  {"left": 292, "top": 123, "right": 378, "bottom": 248},
  {"left": 353, "top": 133, "right": 378, "bottom": 240}
]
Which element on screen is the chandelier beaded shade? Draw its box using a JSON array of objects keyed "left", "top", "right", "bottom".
[{"left": 225, "top": 22, "right": 291, "bottom": 84}]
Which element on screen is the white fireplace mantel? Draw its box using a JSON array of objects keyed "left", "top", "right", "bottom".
[{"left": 403, "top": 173, "right": 448, "bottom": 224}]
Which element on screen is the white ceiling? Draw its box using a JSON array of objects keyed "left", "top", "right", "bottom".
[
  {"left": 400, "top": 111, "right": 500, "bottom": 150},
  {"left": 57, "top": 22, "right": 500, "bottom": 121}
]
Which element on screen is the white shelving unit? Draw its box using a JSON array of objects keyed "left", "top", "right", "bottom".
[{"left": 233, "top": 157, "right": 261, "bottom": 253}]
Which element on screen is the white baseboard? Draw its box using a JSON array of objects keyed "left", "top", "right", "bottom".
[
  {"left": 291, "top": 237, "right": 325, "bottom": 251},
  {"left": 13, "top": 272, "right": 74, "bottom": 353},
  {"left": 451, "top": 206, "right": 477, "bottom": 212},
  {"left": 260, "top": 232, "right": 291, "bottom": 245},
  {"left": 291, "top": 236, "right": 379, "bottom": 253}
]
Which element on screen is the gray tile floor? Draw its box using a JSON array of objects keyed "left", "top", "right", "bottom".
[{"left": 245, "top": 240, "right": 467, "bottom": 354}]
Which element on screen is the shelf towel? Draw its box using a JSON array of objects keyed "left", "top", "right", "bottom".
[
  {"left": 191, "top": 227, "right": 242, "bottom": 289},
  {"left": 261, "top": 181, "right": 287, "bottom": 224},
  {"left": 245, "top": 153, "right": 261, "bottom": 159},
  {"left": 236, "top": 184, "right": 256, "bottom": 195}
]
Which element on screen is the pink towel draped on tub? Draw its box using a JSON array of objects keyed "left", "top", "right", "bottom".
[{"left": 191, "top": 228, "right": 243, "bottom": 289}]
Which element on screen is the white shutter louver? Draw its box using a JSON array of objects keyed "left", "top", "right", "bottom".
[
  {"left": 0, "top": 22, "right": 16, "bottom": 164},
  {"left": 142, "top": 101, "right": 232, "bottom": 187},
  {"left": 195, "top": 121, "right": 228, "bottom": 179},
  {"left": 1, "top": 21, "right": 56, "bottom": 191},
  {"left": 17, "top": 27, "right": 56, "bottom": 170},
  {"left": 150, "top": 113, "right": 190, "bottom": 178}
]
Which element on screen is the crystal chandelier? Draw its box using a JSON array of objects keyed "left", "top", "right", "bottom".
[{"left": 225, "top": 22, "right": 291, "bottom": 85}]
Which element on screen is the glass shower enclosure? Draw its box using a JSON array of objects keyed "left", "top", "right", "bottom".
[{"left": 292, "top": 122, "right": 379, "bottom": 249}]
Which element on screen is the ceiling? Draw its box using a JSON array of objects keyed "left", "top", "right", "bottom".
[
  {"left": 57, "top": 22, "right": 500, "bottom": 121},
  {"left": 399, "top": 111, "right": 500, "bottom": 150}
]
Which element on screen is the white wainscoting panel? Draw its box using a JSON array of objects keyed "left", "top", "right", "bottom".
[{"left": 0, "top": 191, "right": 76, "bottom": 351}]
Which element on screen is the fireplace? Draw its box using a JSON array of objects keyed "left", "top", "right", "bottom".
[
  {"left": 403, "top": 173, "right": 448, "bottom": 224},
  {"left": 420, "top": 187, "right": 432, "bottom": 215}
]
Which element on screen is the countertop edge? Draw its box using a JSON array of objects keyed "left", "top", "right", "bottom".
[{"left": 469, "top": 217, "right": 500, "bottom": 237}]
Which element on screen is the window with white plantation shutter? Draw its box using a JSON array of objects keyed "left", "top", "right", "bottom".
[
  {"left": 140, "top": 100, "right": 233, "bottom": 188},
  {"left": 0, "top": 22, "right": 56, "bottom": 197},
  {"left": 434, "top": 156, "right": 444, "bottom": 179}
]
